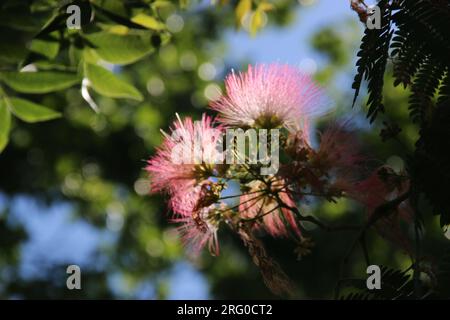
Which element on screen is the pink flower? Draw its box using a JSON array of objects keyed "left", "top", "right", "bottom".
[
  {"left": 350, "top": 167, "right": 413, "bottom": 253},
  {"left": 316, "top": 121, "right": 363, "bottom": 173},
  {"left": 313, "top": 121, "right": 365, "bottom": 196},
  {"left": 210, "top": 63, "right": 329, "bottom": 134},
  {"left": 282, "top": 121, "right": 364, "bottom": 200},
  {"left": 145, "top": 114, "right": 223, "bottom": 216},
  {"left": 239, "top": 180, "right": 302, "bottom": 238},
  {"left": 173, "top": 204, "right": 222, "bottom": 256},
  {"left": 169, "top": 184, "right": 206, "bottom": 217}
]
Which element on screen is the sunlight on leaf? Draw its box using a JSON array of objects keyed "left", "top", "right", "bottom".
[
  {"left": 0, "top": 71, "right": 79, "bottom": 94},
  {"left": 83, "top": 32, "right": 155, "bottom": 65},
  {"left": 84, "top": 63, "right": 143, "bottom": 101},
  {"left": 235, "top": 0, "right": 252, "bottom": 28},
  {"left": 0, "top": 99, "right": 11, "bottom": 153},
  {"left": 7, "top": 97, "right": 61, "bottom": 123},
  {"left": 131, "top": 13, "right": 166, "bottom": 31}
]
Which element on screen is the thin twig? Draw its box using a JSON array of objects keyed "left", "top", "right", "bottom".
[
  {"left": 277, "top": 199, "right": 361, "bottom": 232},
  {"left": 218, "top": 188, "right": 266, "bottom": 201},
  {"left": 335, "top": 189, "right": 412, "bottom": 297},
  {"left": 241, "top": 205, "right": 282, "bottom": 223}
]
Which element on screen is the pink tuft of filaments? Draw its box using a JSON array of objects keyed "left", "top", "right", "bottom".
[
  {"left": 210, "top": 63, "right": 330, "bottom": 136},
  {"left": 145, "top": 114, "right": 223, "bottom": 216},
  {"left": 239, "top": 180, "right": 302, "bottom": 238}
]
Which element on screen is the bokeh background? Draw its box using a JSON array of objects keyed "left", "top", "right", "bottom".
[{"left": 0, "top": 0, "right": 448, "bottom": 299}]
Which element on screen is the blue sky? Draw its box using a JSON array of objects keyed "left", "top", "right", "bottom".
[{"left": 225, "top": 0, "right": 354, "bottom": 65}]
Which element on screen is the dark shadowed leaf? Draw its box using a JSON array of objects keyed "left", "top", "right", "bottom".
[{"left": 0, "top": 100, "right": 11, "bottom": 153}]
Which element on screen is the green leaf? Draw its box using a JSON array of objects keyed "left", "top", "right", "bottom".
[
  {"left": 258, "top": 2, "right": 274, "bottom": 11},
  {"left": 0, "top": 71, "right": 80, "bottom": 94},
  {"left": 98, "top": 23, "right": 130, "bottom": 35},
  {"left": 250, "top": 10, "right": 264, "bottom": 36},
  {"left": 7, "top": 97, "right": 61, "bottom": 123},
  {"left": 131, "top": 13, "right": 165, "bottom": 31},
  {"left": 30, "top": 38, "right": 60, "bottom": 60},
  {"left": 0, "top": 100, "right": 11, "bottom": 153},
  {"left": 235, "top": 0, "right": 252, "bottom": 27},
  {"left": 179, "top": 0, "right": 189, "bottom": 9},
  {"left": 84, "top": 63, "right": 143, "bottom": 101},
  {"left": 151, "top": 1, "right": 174, "bottom": 9},
  {"left": 94, "top": 0, "right": 127, "bottom": 18},
  {"left": 84, "top": 32, "right": 154, "bottom": 65}
]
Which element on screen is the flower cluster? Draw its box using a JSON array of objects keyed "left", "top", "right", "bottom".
[{"left": 145, "top": 63, "right": 413, "bottom": 295}]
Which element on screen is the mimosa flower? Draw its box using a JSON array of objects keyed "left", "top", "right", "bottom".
[
  {"left": 282, "top": 121, "right": 364, "bottom": 200},
  {"left": 146, "top": 114, "right": 223, "bottom": 216},
  {"left": 210, "top": 63, "right": 329, "bottom": 135},
  {"left": 350, "top": 167, "right": 413, "bottom": 253},
  {"left": 239, "top": 180, "right": 302, "bottom": 238},
  {"left": 173, "top": 203, "right": 224, "bottom": 256},
  {"left": 315, "top": 121, "right": 363, "bottom": 174}
]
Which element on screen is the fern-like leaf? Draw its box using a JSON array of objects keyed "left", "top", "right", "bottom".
[{"left": 352, "top": 0, "right": 392, "bottom": 123}]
